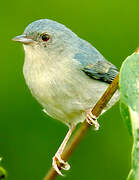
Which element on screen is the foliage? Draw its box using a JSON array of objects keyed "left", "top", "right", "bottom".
[
  {"left": 120, "top": 52, "right": 139, "bottom": 180},
  {"left": 0, "top": 158, "right": 7, "bottom": 179}
]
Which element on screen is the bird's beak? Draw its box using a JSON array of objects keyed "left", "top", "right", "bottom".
[{"left": 12, "top": 34, "right": 34, "bottom": 44}]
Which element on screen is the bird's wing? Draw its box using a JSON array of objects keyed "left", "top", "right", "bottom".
[{"left": 74, "top": 39, "right": 118, "bottom": 84}]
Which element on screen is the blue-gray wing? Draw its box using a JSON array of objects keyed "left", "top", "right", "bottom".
[{"left": 74, "top": 38, "right": 118, "bottom": 84}]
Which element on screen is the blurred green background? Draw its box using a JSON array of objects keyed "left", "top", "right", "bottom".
[{"left": 0, "top": 0, "right": 138, "bottom": 179}]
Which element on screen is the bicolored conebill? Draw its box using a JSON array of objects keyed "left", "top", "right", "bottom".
[{"left": 13, "top": 19, "right": 119, "bottom": 175}]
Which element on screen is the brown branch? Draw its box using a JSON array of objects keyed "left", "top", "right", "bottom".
[{"left": 44, "top": 73, "right": 119, "bottom": 180}]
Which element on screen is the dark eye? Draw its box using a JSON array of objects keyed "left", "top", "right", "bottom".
[{"left": 41, "top": 34, "right": 50, "bottom": 41}]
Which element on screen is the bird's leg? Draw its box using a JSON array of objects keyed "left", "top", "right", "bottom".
[
  {"left": 52, "top": 124, "right": 75, "bottom": 176},
  {"left": 86, "top": 109, "right": 100, "bottom": 130}
]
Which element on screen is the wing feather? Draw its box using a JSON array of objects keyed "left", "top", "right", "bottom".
[{"left": 74, "top": 38, "right": 118, "bottom": 84}]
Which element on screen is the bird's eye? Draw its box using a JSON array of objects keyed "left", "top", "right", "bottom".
[{"left": 41, "top": 34, "right": 50, "bottom": 42}]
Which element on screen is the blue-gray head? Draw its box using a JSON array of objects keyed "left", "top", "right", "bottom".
[{"left": 13, "top": 19, "right": 78, "bottom": 52}]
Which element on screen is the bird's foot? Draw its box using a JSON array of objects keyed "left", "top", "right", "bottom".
[
  {"left": 52, "top": 153, "right": 70, "bottom": 176},
  {"left": 86, "top": 109, "right": 100, "bottom": 130}
]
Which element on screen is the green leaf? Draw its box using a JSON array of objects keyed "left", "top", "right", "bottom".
[
  {"left": 0, "top": 167, "right": 7, "bottom": 179},
  {"left": 0, "top": 158, "right": 7, "bottom": 179},
  {"left": 119, "top": 52, "right": 139, "bottom": 180}
]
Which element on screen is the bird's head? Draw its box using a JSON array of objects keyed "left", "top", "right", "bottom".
[{"left": 13, "top": 19, "right": 78, "bottom": 55}]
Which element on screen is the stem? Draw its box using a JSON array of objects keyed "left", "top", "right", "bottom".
[{"left": 44, "top": 73, "right": 119, "bottom": 180}]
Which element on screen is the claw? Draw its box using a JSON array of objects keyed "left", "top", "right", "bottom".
[
  {"left": 86, "top": 109, "right": 100, "bottom": 130},
  {"left": 52, "top": 154, "right": 70, "bottom": 176}
]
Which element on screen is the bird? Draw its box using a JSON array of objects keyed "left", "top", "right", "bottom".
[{"left": 13, "top": 19, "right": 120, "bottom": 175}]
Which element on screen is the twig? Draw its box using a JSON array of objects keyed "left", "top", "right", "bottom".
[{"left": 44, "top": 73, "right": 119, "bottom": 180}]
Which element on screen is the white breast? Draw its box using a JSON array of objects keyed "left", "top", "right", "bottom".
[{"left": 23, "top": 45, "right": 120, "bottom": 126}]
